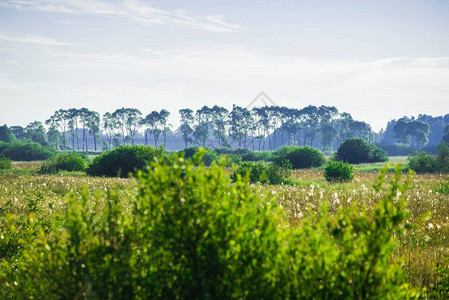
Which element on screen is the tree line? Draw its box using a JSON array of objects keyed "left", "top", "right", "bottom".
[{"left": 3, "top": 105, "right": 448, "bottom": 153}]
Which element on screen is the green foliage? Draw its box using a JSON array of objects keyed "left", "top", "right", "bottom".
[
  {"left": 87, "top": 145, "right": 169, "bottom": 177},
  {"left": 336, "top": 137, "right": 388, "bottom": 164},
  {"left": 433, "top": 255, "right": 449, "bottom": 298},
  {"left": 0, "top": 154, "right": 12, "bottom": 170},
  {"left": 287, "top": 165, "right": 414, "bottom": 298},
  {"left": 443, "top": 124, "right": 449, "bottom": 144},
  {"left": 231, "top": 161, "right": 268, "bottom": 183},
  {"left": 230, "top": 160, "right": 292, "bottom": 185},
  {"left": 215, "top": 147, "right": 274, "bottom": 162},
  {"left": 180, "top": 146, "right": 218, "bottom": 166},
  {"left": 274, "top": 146, "right": 326, "bottom": 169},
  {"left": 435, "top": 179, "right": 449, "bottom": 194},
  {"left": 132, "top": 151, "right": 287, "bottom": 298},
  {"left": 0, "top": 159, "right": 418, "bottom": 298},
  {"left": 0, "top": 141, "right": 55, "bottom": 161},
  {"left": 407, "top": 143, "right": 449, "bottom": 174},
  {"left": 38, "top": 153, "right": 87, "bottom": 174},
  {"left": 407, "top": 152, "right": 438, "bottom": 174},
  {"left": 0, "top": 125, "right": 16, "bottom": 143},
  {"left": 324, "top": 160, "right": 354, "bottom": 183}
]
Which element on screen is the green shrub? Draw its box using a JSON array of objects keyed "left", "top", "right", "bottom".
[
  {"left": 180, "top": 146, "right": 218, "bottom": 166},
  {"left": 0, "top": 154, "right": 12, "bottom": 170},
  {"left": 407, "top": 152, "right": 438, "bottom": 174},
  {"left": 230, "top": 160, "right": 292, "bottom": 185},
  {"left": 408, "top": 143, "right": 449, "bottom": 174},
  {"left": 266, "top": 159, "right": 293, "bottom": 185},
  {"left": 435, "top": 179, "right": 449, "bottom": 194},
  {"left": 336, "top": 138, "right": 388, "bottom": 164},
  {"left": 231, "top": 161, "right": 268, "bottom": 183},
  {"left": 38, "top": 153, "right": 87, "bottom": 174},
  {"left": 0, "top": 141, "right": 55, "bottom": 161},
  {"left": 433, "top": 255, "right": 449, "bottom": 297},
  {"left": 87, "top": 145, "right": 168, "bottom": 177},
  {"left": 324, "top": 160, "right": 354, "bottom": 183},
  {"left": 274, "top": 146, "right": 325, "bottom": 169}
]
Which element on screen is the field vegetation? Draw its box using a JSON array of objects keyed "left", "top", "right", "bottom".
[{"left": 0, "top": 146, "right": 448, "bottom": 298}]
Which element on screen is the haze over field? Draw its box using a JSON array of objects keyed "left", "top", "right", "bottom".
[{"left": 1, "top": 0, "right": 449, "bottom": 130}]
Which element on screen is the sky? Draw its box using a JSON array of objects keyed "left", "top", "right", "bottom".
[{"left": 0, "top": 0, "right": 449, "bottom": 131}]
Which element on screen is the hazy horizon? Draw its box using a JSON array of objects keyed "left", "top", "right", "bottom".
[{"left": 1, "top": 0, "right": 449, "bottom": 131}]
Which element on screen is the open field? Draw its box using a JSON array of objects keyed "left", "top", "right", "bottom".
[{"left": 1, "top": 159, "right": 449, "bottom": 297}]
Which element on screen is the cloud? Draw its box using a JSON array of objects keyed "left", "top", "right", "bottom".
[
  {"left": 0, "top": 0, "right": 245, "bottom": 32},
  {"left": 0, "top": 32, "right": 70, "bottom": 46}
]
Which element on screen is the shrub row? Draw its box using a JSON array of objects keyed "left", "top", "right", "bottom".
[{"left": 0, "top": 141, "right": 55, "bottom": 161}]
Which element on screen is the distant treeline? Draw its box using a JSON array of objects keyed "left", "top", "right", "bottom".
[{"left": 1, "top": 105, "right": 448, "bottom": 154}]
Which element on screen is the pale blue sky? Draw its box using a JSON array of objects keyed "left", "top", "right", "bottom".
[{"left": 1, "top": 0, "right": 448, "bottom": 130}]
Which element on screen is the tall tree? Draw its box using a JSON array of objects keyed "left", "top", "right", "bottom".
[
  {"left": 68, "top": 108, "right": 81, "bottom": 150},
  {"left": 87, "top": 111, "right": 101, "bottom": 151},
  {"left": 46, "top": 109, "right": 70, "bottom": 150},
  {"left": 443, "top": 124, "right": 449, "bottom": 144},
  {"left": 193, "top": 106, "right": 213, "bottom": 147},
  {"left": 349, "top": 121, "right": 372, "bottom": 142},
  {"left": 10, "top": 126, "right": 26, "bottom": 140},
  {"left": 144, "top": 109, "right": 170, "bottom": 147},
  {"left": 211, "top": 105, "right": 229, "bottom": 147},
  {"left": 102, "top": 112, "right": 117, "bottom": 150},
  {"left": 78, "top": 107, "right": 91, "bottom": 151},
  {"left": 229, "top": 106, "right": 252, "bottom": 148},
  {"left": 394, "top": 118, "right": 430, "bottom": 150},
  {"left": 179, "top": 108, "right": 194, "bottom": 148},
  {"left": 112, "top": 108, "right": 142, "bottom": 145},
  {"left": 0, "top": 124, "right": 16, "bottom": 143},
  {"left": 25, "top": 121, "right": 48, "bottom": 146}
]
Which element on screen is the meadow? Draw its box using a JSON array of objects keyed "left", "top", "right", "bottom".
[{"left": 1, "top": 158, "right": 449, "bottom": 298}]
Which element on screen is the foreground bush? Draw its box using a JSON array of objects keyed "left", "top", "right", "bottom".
[
  {"left": 324, "top": 160, "right": 354, "bottom": 183},
  {"left": 38, "top": 153, "right": 87, "bottom": 174},
  {"left": 407, "top": 142, "right": 449, "bottom": 174},
  {"left": 274, "top": 146, "right": 325, "bottom": 169},
  {"left": 0, "top": 154, "right": 11, "bottom": 170},
  {"left": 0, "top": 155, "right": 420, "bottom": 299},
  {"left": 0, "top": 141, "right": 55, "bottom": 161},
  {"left": 336, "top": 138, "right": 388, "bottom": 164},
  {"left": 87, "top": 145, "right": 168, "bottom": 177}
]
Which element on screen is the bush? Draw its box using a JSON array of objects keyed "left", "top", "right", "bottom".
[
  {"left": 0, "top": 141, "right": 55, "bottom": 161},
  {"left": 230, "top": 160, "right": 292, "bottom": 185},
  {"left": 180, "top": 146, "right": 218, "bottom": 166},
  {"left": 407, "top": 142, "right": 449, "bottom": 174},
  {"left": 407, "top": 152, "right": 438, "bottom": 174},
  {"left": 87, "top": 145, "right": 168, "bottom": 177},
  {"left": 336, "top": 138, "right": 388, "bottom": 164},
  {"left": 0, "top": 154, "right": 12, "bottom": 170},
  {"left": 274, "top": 146, "right": 325, "bottom": 169},
  {"left": 38, "top": 153, "right": 87, "bottom": 174},
  {"left": 324, "top": 160, "right": 354, "bottom": 183}
]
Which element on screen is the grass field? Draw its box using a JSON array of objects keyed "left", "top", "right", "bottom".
[{"left": 1, "top": 158, "right": 449, "bottom": 296}]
